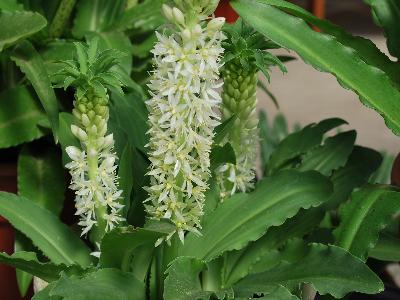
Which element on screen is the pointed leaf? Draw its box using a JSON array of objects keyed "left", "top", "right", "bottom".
[
  {"left": 236, "top": 243, "right": 384, "bottom": 298},
  {"left": 232, "top": 0, "right": 400, "bottom": 135},
  {"left": 0, "top": 192, "right": 91, "bottom": 266},
  {"left": 180, "top": 170, "right": 332, "bottom": 261},
  {"left": 334, "top": 185, "right": 400, "bottom": 260}
]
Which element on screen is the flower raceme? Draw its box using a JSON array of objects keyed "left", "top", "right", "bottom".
[
  {"left": 145, "top": 2, "right": 225, "bottom": 243},
  {"left": 58, "top": 39, "right": 125, "bottom": 241}
]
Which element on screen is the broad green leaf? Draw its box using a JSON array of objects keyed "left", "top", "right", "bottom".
[
  {"left": 235, "top": 243, "right": 384, "bottom": 298},
  {"left": 232, "top": 0, "right": 400, "bottom": 135},
  {"left": 100, "top": 225, "right": 173, "bottom": 270},
  {"left": 180, "top": 170, "right": 332, "bottom": 261},
  {"left": 164, "top": 257, "right": 213, "bottom": 300},
  {"left": 0, "top": 251, "right": 84, "bottom": 282},
  {"left": 58, "top": 112, "right": 80, "bottom": 165},
  {"left": 72, "top": 0, "right": 126, "bottom": 37},
  {"left": 0, "top": 10, "right": 46, "bottom": 51},
  {"left": 18, "top": 145, "right": 65, "bottom": 215},
  {"left": 11, "top": 41, "right": 59, "bottom": 139},
  {"left": 0, "top": 86, "right": 46, "bottom": 148},
  {"left": 255, "top": 0, "right": 400, "bottom": 85},
  {"left": 369, "top": 233, "right": 400, "bottom": 261},
  {"left": 334, "top": 185, "right": 400, "bottom": 260},
  {"left": 298, "top": 130, "right": 356, "bottom": 176},
  {"left": 213, "top": 115, "right": 237, "bottom": 145},
  {"left": 0, "top": 0, "right": 23, "bottom": 11},
  {"left": 364, "top": 0, "right": 400, "bottom": 59},
  {"left": 39, "top": 268, "right": 145, "bottom": 300},
  {"left": 267, "top": 118, "right": 346, "bottom": 174},
  {"left": 234, "top": 284, "right": 299, "bottom": 300},
  {"left": 324, "top": 146, "right": 382, "bottom": 211},
  {"left": 0, "top": 192, "right": 91, "bottom": 266},
  {"left": 210, "top": 143, "right": 236, "bottom": 171},
  {"left": 110, "top": 92, "right": 149, "bottom": 154}
]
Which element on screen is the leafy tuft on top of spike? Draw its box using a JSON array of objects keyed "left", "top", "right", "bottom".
[
  {"left": 55, "top": 38, "right": 126, "bottom": 99},
  {"left": 222, "top": 18, "right": 288, "bottom": 82}
]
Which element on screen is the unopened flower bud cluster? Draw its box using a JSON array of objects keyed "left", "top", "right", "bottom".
[
  {"left": 145, "top": 3, "right": 225, "bottom": 242},
  {"left": 66, "top": 89, "right": 124, "bottom": 236}
]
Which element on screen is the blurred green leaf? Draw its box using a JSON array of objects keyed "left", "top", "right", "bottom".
[
  {"left": 369, "top": 233, "right": 400, "bottom": 261},
  {"left": 0, "top": 86, "right": 47, "bottom": 148}
]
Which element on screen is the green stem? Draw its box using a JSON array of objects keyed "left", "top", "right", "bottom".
[
  {"left": 87, "top": 139, "right": 106, "bottom": 246},
  {"left": 48, "top": 0, "right": 77, "bottom": 38}
]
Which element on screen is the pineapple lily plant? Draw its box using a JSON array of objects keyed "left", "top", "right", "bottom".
[{"left": 0, "top": 0, "right": 400, "bottom": 299}]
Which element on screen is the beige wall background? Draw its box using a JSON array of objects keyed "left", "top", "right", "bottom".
[{"left": 256, "top": 1, "right": 400, "bottom": 155}]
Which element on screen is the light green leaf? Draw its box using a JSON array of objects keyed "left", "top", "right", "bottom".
[
  {"left": 232, "top": 0, "right": 400, "bottom": 135},
  {"left": 0, "top": 192, "right": 91, "bottom": 266},
  {"left": 39, "top": 268, "right": 145, "bottom": 300},
  {"left": 364, "top": 0, "right": 400, "bottom": 59},
  {"left": 164, "top": 257, "right": 212, "bottom": 300},
  {"left": 180, "top": 170, "right": 332, "bottom": 261},
  {"left": 267, "top": 118, "right": 346, "bottom": 175},
  {"left": 298, "top": 130, "right": 356, "bottom": 176},
  {"left": 11, "top": 41, "right": 59, "bottom": 140},
  {"left": 334, "top": 185, "right": 400, "bottom": 260},
  {"left": 369, "top": 233, "right": 400, "bottom": 262},
  {"left": 254, "top": 0, "right": 400, "bottom": 85},
  {"left": 18, "top": 145, "right": 65, "bottom": 215},
  {"left": 0, "top": 10, "right": 46, "bottom": 51},
  {"left": 0, "top": 251, "right": 85, "bottom": 282},
  {"left": 236, "top": 243, "right": 384, "bottom": 298},
  {"left": 0, "top": 86, "right": 47, "bottom": 148},
  {"left": 100, "top": 225, "right": 173, "bottom": 270}
]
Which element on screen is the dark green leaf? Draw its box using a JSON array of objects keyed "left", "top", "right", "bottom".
[
  {"left": 0, "top": 10, "right": 46, "bottom": 51},
  {"left": 0, "top": 192, "right": 92, "bottom": 266},
  {"left": 0, "top": 86, "right": 46, "bottom": 148},
  {"left": 235, "top": 284, "right": 299, "bottom": 300},
  {"left": 210, "top": 143, "right": 236, "bottom": 171},
  {"left": 334, "top": 185, "right": 400, "bottom": 260},
  {"left": 369, "top": 233, "right": 400, "bottom": 261},
  {"left": 298, "top": 130, "right": 356, "bottom": 176},
  {"left": 58, "top": 112, "right": 80, "bottom": 165},
  {"left": 267, "top": 118, "right": 346, "bottom": 174},
  {"left": 100, "top": 225, "right": 171, "bottom": 270},
  {"left": 0, "top": 251, "right": 84, "bottom": 282},
  {"left": 180, "top": 170, "right": 332, "bottom": 261},
  {"left": 213, "top": 115, "right": 237, "bottom": 145},
  {"left": 41, "top": 268, "right": 145, "bottom": 300},
  {"left": 236, "top": 243, "right": 384, "bottom": 298},
  {"left": 11, "top": 41, "right": 59, "bottom": 140},
  {"left": 118, "top": 144, "right": 134, "bottom": 217}
]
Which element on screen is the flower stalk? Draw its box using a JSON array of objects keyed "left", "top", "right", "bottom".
[
  {"left": 58, "top": 39, "right": 125, "bottom": 244},
  {"left": 145, "top": 1, "right": 225, "bottom": 243}
]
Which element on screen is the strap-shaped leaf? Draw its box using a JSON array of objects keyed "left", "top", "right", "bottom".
[
  {"left": 298, "top": 130, "right": 356, "bottom": 176},
  {"left": 334, "top": 185, "right": 400, "bottom": 260},
  {"left": 0, "top": 251, "right": 84, "bottom": 282},
  {"left": 235, "top": 243, "right": 384, "bottom": 298},
  {"left": 253, "top": 0, "right": 400, "bottom": 85},
  {"left": 34, "top": 268, "right": 145, "bottom": 300},
  {"left": 180, "top": 170, "right": 332, "bottom": 261},
  {"left": 0, "top": 86, "right": 46, "bottom": 148},
  {"left": 0, "top": 192, "right": 92, "bottom": 266},
  {"left": 18, "top": 145, "right": 65, "bottom": 215},
  {"left": 11, "top": 41, "right": 59, "bottom": 140},
  {"left": 0, "top": 10, "right": 46, "bottom": 51},
  {"left": 267, "top": 118, "right": 346, "bottom": 174},
  {"left": 232, "top": 0, "right": 400, "bottom": 135},
  {"left": 364, "top": 0, "right": 400, "bottom": 60},
  {"left": 100, "top": 225, "right": 173, "bottom": 270}
]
